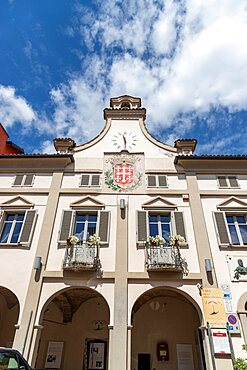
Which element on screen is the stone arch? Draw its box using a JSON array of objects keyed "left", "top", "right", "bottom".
[
  {"left": 35, "top": 286, "right": 110, "bottom": 370},
  {"left": 237, "top": 291, "right": 247, "bottom": 341},
  {"left": 0, "top": 286, "right": 20, "bottom": 347},
  {"left": 130, "top": 286, "right": 204, "bottom": 370}
]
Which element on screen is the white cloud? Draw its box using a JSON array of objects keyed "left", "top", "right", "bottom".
[
  {"left": 46, "top": 0, "right": 247, "bottom": 149},
  {"left": 0, "top": 85, "right": 36, "bottom": 128}
]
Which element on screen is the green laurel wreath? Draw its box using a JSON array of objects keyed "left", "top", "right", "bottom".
[{"left": 104, "top": 169, "right": 142, "bottom": 192}]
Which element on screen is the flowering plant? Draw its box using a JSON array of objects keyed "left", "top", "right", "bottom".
[
  {"left": 67, "top": 235, "right": 80, "bottom": 246},
  {"left": 169, "top": 235, "right": 186, "bottom": 246},
  {"left": 87, "top": 234, "right": 101, "bottom": 246},
  {"left": 148, "top": 235, "right": 165, "bottom": 245}
]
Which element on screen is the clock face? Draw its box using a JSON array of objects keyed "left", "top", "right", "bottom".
[{"left": 112, "top": 131, "right": 138, "bottom": 151}]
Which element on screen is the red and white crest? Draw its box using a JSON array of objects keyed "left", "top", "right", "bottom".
[{"left": 114, "top": 163, "right": 134, "bottom": 185}]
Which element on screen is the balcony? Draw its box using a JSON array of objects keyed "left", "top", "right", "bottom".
[
  {"left": 63, "top": 242, "right": 101, "bottom": 271},
  {"left": 145, "top": 244, "right": 183, "bottom": 272}
]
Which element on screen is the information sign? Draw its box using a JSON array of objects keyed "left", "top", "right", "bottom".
[
  {"left": 211, "top": 329, "right": 231, "bottom": 355},
  {"left": 227, "top": 313, "right": 241, "bottom": 334},
  {"left": 201, "top": 288, "right": 226, "bottom": 327}
]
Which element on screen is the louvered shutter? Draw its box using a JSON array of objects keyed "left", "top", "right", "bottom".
[
  {"left": 58, "top": 210, "right": 73, "bottom": 243},
  {"left": 218, "top": 176, "right": 228, "bottom": 187},
  {"left": 98, "top": 211, "right": 110, "bottom": 243},
  {"left": 158, "top": 175, "right": 167, "bottom": 187},
  {"left": 137, "top": 211, "right": 147, "bottom": 243},
  {"left": 19, "top": 210, "right": 37, "bottom": 244},
  {"left": 174, "top": 211, "right": 186, "bottom": 240},
  {"left": 91, "top": 174, "right": 100, "bottom": 186},
  {"left": 214, "top": 212, "right": 230, "bottom": 244},
  {"left": 24, "top": 174, "right": 34, "bottom": 186},
  {"left": 13, "top": 175, "right": 23, "bottom": 186},
  {"left": 80, "top": 175, "right": 90, "bottom": 186},
  {"left": 147, "top": 175, "right": 156, "bottom": 187},
  {"left": 229, "top": 176, "right": 238, "bottom": 188}
]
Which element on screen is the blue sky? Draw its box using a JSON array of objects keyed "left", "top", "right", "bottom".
[{"left": 1, "top": 0, "right": 247, "bottom": 154}]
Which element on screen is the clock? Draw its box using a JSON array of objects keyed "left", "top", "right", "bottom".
[{"left": 112, "top": 131, "right": 138, "bottom": 151}]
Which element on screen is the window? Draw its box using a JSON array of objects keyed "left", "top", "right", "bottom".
[
  {"left": 214, "top": 212, "right": 247, "bottom": 245},
  {"left": 79, "top": 174, "right": 101, "bottom": 187},
  {"left": 0, "top": 210, "right": 37, "bottom": 245},
  {"left": 74, "top": 213, "right": 98, "bottom": 241},
  {"left": 148, "top": 214, "right": 171, "bottom": 244},
  {"left": 137, "top": 210, "right": 186, "bottom": 244},
  {"left": 12, "top": 174, "right": 34, "bottom": 187},
  {"left": 146, "top": 174, "right": 168, "bottom": 188},
  {"left": 58, "top": 210, "right": 110, "bottom": 244},
  {"left": 217, "top": 176, "right": 239, "bottom": 188}
]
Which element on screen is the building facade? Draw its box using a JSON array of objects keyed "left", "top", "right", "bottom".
[{"left": 0, "top": 95, "right": 246, "bottom": 370}]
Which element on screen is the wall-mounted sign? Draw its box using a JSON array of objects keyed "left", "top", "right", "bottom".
[
  {"left": 45, "top": 341, "right": 64, "bottom": 369},
  {"left": 87, "top": 341, "right": 106, "bottom": 370},
  {"left": 220, "top": 284, "right": 232, "bottom": 300},
  {"left": 201, "top": 288, "right": 226, "bottom": 327},
  {"left": 227, "top": 313, "right": 241, "bottom": 334},
  {"left": 211, "top": 329, "right": 231, "bottom": 355},
  {"left": 227, "top": 256, "right": 247, "bottom": 281}
]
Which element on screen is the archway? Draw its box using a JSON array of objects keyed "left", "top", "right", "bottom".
[
  {"left": 131, "top": 287, "right": 203, "bottom": 370},
  {"left": 35, "top": 287, "right": 110, "bottom": 370},
  {"left": 0, "top": 286, "right": 20, "bottom": 347},
  {"left": 237, "top": 292, "right": 247, "bottom": 341}
]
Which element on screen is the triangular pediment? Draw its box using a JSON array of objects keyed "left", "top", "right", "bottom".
[
  {"left": 217, "top": 197, "right": 247, "bottom": 209},
  {"left": 70, "top": 196, "right": 105, "bottom": 209},
  {"left": 0, "top": 196, "right": 34, "bottom": 209},
  {"left": 142, "top": 196, "right": 177, "bottom": 209}
]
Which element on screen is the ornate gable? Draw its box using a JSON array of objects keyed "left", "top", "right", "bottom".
[
  {"left": 217, "top": 196, "right": 247, "bottom": 210},
  {"left": 0, "top": 196, "right": 34, "bottom": 209},
  {"left": 142, "top": 196, "right": 177, "bottom": 209},
  {"left": 70, "top": 196, "right": 105, "bottom": 209}
]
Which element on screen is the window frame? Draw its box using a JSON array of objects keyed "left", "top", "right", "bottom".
[
  {"left": 148, "top": 211, "right": 172, "bottom": 244},
  {"left": 146, "top": 174, "right": 168, "bottom": 189},
  {"left": 0, "top": 209, "right": 37, "bottom": 246},
  {"left": 73, "top": 211, "right": 99, "bottom": 241},
  {"left": 0, "top": 212, "right": 25, "bottom": 244},
  {"left": 214, "top": 210, "right": 247, "bottom": 246},
  {"left": 79, "top": 173, "right": 102, "bottom": 188},
  {"left": 226, "top": 213, "right": 247, "bottom": 245},
  {"left": 12, "top": 174, "right": 35, "bottom": 187},
  {"left": 217, "top": 176, "right": 239, "bottom": 189}
]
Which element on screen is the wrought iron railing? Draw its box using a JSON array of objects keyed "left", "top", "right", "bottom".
[
  {"left": 63, "top": 242, "right": 101, "bottom": 271},
  {"left": 145, "top": 243, "right": 183, "bottom": 271}
]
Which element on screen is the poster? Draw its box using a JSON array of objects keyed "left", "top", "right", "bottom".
[
  {"left": 88, "top": 342, "right": 105, "bottom": 370},
  {"left": 211, "top": 329, "right": 231, "bottom": 354},
  {"left": 176, "top": 344, "right": 194, "bottom": 370},
  {"left": 201, "top": 288, "right": 226, "bottom": 327},
  {"left": 45, "top": 341, "right": 64, "bottom": 369}
]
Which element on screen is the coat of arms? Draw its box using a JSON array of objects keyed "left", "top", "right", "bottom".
[{"left": 105, "top": 154, "right": 142, "bottom": 192}]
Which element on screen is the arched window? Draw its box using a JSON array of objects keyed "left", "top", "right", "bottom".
[{"left": 120, "top": 101, "right": 131, "bottom": 109}]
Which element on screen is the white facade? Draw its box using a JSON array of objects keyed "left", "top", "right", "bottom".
[{"left": 0, "top": 95, "right": 246, "bottom": 370}]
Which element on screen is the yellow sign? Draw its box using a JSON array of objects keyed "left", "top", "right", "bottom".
[{"left": 201, "top": 288, "right": 226, "bottom": 327}]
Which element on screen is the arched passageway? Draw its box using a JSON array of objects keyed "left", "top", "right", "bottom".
[
  {"left": 35, "top": 287, "right": 110, "bottom": 370},
  {"left": 0, "top": 286, "right": 19, "bottom": 347},
  {"left": 131, "top": 287, "right": 203, "bottom": 370}
]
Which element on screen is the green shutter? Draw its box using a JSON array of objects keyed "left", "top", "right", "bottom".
[
  {"left": 214, "top": 212, "right": 230, "bottom": 244},
  {"left": 137, "top": 211, "right": 147, "bottom": 243},
  {"left": 59, "top": 210, "right": 73, "bottom": 242},
  {"left": 19, "top": 210, "right": 37, "bottom": 244},
  {"left": 174, "top": 211, "right": 186, "bottom": 239},
  {"left": 98, "top": 211, "right": 110, "bottom": 243}
]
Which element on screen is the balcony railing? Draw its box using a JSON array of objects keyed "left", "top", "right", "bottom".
[
  {"left": 145, "top": 243, "right": 183, "bottom": 272},
  {"left": 63, "top": 242, "right": 101, "bottom": 271}
]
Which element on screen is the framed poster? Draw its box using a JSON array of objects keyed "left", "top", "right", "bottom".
[
  {"left": 201, "top": 288, "right": 226, "bottom": 327},
  {"left": 87, "top": 340, "right": 107, "bottom": 370},
  {"left": 45, "top": 341, "right": 64, "bottom": 369},
  {"left": 211, "top": 329, "right": 231, "bottom": 355},
  {"left": 176, "top": 344, "right": 194, "bottom": 370}
]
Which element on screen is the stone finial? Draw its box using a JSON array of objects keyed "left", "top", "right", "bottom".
[
  {"left": 53, "top": 138, "right": 76, "bottom": 153},
  {"left": 174, "top": 139, "right": 197, "bottom": 155}
]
